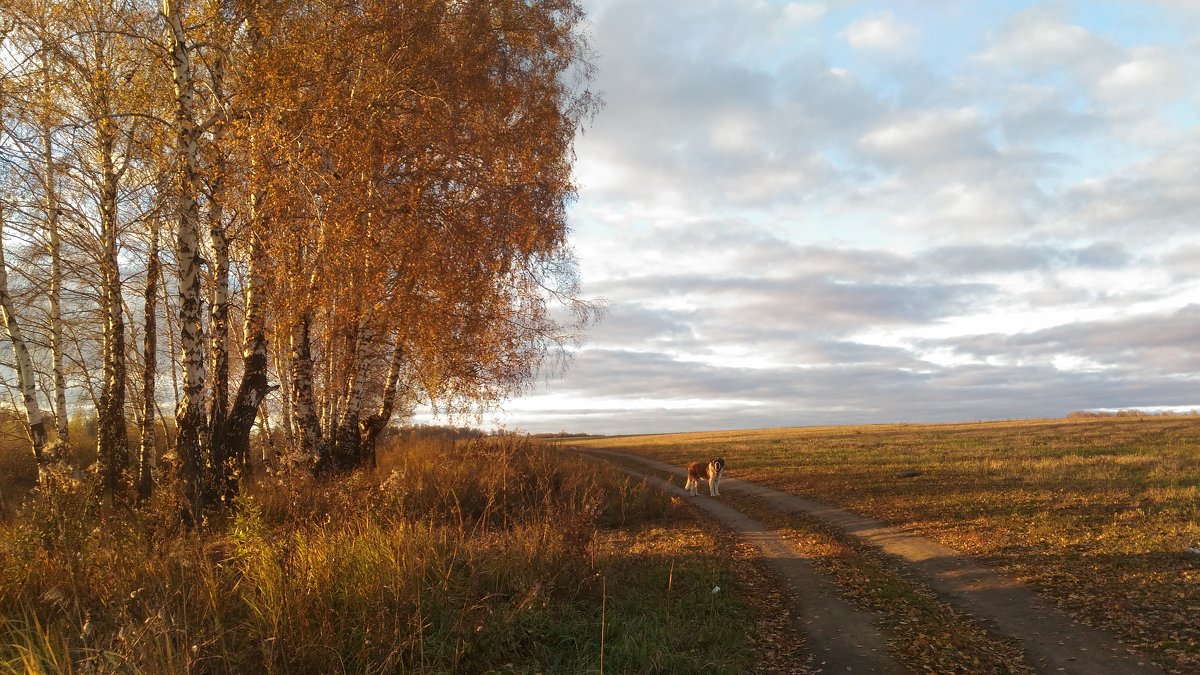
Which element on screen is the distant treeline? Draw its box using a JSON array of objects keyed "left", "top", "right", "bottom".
[
  {"left": 1066, "top": 409, "right": 1200, "bottom": 419},
  {"left": 533, "top": 431, "right": 605, "bottom": 439}
]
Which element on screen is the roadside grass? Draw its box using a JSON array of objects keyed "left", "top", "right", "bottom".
[
  {"left": 0, "top": 434, "right": 764, "bottom": 673},
  {"left": 567, "top": 417, "right": 1200, "bottom": 672},
  {"left": 590, "top": 519, "right": 753, "bottom": 674}
]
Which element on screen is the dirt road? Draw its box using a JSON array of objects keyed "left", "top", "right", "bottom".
[{"left": 582, "top": 448, "right": 1164, "bottom": 675}]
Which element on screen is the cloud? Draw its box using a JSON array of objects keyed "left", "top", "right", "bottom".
[
  {"left": 973, "top": 5, "right": 1193, "bottom": 143},
  {"left": 584, "top": 232, "right": 1152, "bottom": 365},
  {"left": 977, "top": 6, "right": 1117, "bottom": 76},
  {"left": 842, "top": 11, "right": 919, "bottom": 53},
  {"left": 1095, "top": 48, "right": 1179, "bottom": 102},
  {"left": 996, "top": 83, "right": 1099, "bottom": 144},
  {"left": 593, "top": 271, "right": 996, "bottom": 331},
  {"left": 783, "top": 2, "right": 828, "bottom": 25},
  {"left": 929, "top": 305, "right": 1200, "bottom": 372},
  {"left": 582, "top": 303, "right": 699, "bottom": 350},
  {"left": 575, "top": 0, "right": 887, "bottom": 209},
  {"left": 536, "top": 223, "right": 1200, "bottom": 433},
  {"left": 1060, "top": 132, "right": 1200, "bottom": 237},
  {"left": 859, "top": 107, "right": 991, "bottom": 171},
  {"left": 921, "top": 242, "right": 1132, "bottom": 276}
]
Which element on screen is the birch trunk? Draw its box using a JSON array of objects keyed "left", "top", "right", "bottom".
[
  {"left": 273, "top": 321, "right": 295, "bottom": 451},
  {"left": 206, "top": 162, "right": 230, "bottom": 497},
  {"left": 0, "top": 206, "right": 50, "bottom": 476},
  {"left": 290, "top": 313, "right": 325, "bottom": 468},
  {"left": 96, "top": 120, "right": 130, "bottom": 502},
  {"left": 165, "top": 0, "right": 210, "bottom": 510},
  {"left": 43, "top": 129, "right": 69, "bottom": 444},
  {"left": 224, "top": 226, "right": 274, "bottom": 486},
  {"left": 206, "top": 50, "right": 230, "bottom": 493},
  {"left": 334, "top": 324, "right": 370, "bottom": 470},
  {"left": 359, "top": 332, "right": 405, "bottom": 468},
  {"left": 161, "top": 260, "right": 181, "bottom": 415},
  {"left": 222, "top": 17, "right": 276, "bottom": 476},
  {"left": 257, "top": 404, "right": 273, "bottom": 466},
  {"left": 321, "top": 307, "right": 338, "bottom": 451},
  {"left": 138, "top": 217, "right": 161, "bottom": 500}
]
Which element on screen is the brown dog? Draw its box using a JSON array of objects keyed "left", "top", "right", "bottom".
[{"left": 685, "top": 457, "right": 725, "bottom": 496}]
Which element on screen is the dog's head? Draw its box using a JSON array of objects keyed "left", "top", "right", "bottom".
[{"left": 710, "top": 457, "right": 725, "bottom": 475}]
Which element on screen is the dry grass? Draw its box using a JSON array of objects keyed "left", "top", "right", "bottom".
[
  {"left": 0, "top": 433, "right": 765, "bottom": 673},
  {"left": 569, "top": 417, "right": 1200, "bottom": 672}
]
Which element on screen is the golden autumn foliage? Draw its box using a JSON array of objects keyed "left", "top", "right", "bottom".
[{"left": 2, "top": 0, "right": 598, "bottom": 502}]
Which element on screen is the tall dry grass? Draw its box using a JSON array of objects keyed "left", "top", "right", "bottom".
[{"left": 0, "top": 434, "right": 699, "bottom": 674}]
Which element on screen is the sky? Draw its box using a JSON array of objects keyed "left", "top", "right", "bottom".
[{"left": 491, "top": 0, "right": 1200, "bottom": 435}]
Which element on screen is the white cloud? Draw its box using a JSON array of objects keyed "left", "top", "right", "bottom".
[
  {"left": 1095, "top": 47, "right": 1183, "bottom": 105},
  {"left": 783, "top": 2, "right": 827, "bottom": 24},
  {"left": 859, "top": 107, "right": 986, "bottom": 165},
  {"left": 977, "top": 6, "right": 1112, "bottom": 74},
  {"left": 1061, "top": 131, "right": 1200, "bottom": 237},
  {"left": 842, "top": 11, "right": 918, "bottom": 53},
  {"left": 576, "top": 0, "right": 885, "bottom": 210}
]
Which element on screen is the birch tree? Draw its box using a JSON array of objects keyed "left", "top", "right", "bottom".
[
  {"left": 256, "top": 0, "right": 599, "bottom": 472},
  {"left": 0, "top": 203, "right": 51, "bottom": 476},
  {"left": 137, "top": 207, "right": 161, "bottom": 499},
  {"left": 1, "top": 3, "right": 71, "bottom": 463},
  {"left": 163, "top": 0, "right": 209, "bottom": 509},
  {"left": 35, "top": 52, "right": 70, "bottom": 443}
]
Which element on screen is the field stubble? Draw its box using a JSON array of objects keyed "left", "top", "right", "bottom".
[{"left": 570, "top": 417, "right": 1200, "bottom": 672}]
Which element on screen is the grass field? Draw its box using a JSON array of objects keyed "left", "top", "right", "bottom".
[
  {"left": 0, "top": 434, "right": 768, "bottom": 674},
  {"left": 568, "top": 416, "right": 1200, "bottom": 672}
]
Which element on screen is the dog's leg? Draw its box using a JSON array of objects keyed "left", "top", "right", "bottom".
[{"left": 712, "top": 474, "right": 721, "bottom": 496}]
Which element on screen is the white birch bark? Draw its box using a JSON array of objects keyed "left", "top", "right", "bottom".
[
  {"left": 274, "top": 323, "right": 296, "bottom": 451},
  {"left": 207, "top": 209, "right": 229, "bottom": 421},
  {"left": 360, "top": 331, "right": 406, "bottom": 467},
  {"left": 43, "top": 127, "right": 69, "bottom": 444},
  {"left": 334, "top": 323, "right": 370, "bottom": 468},
  {"left": 0, "top": 204, "right": 50, "bottom": 476},
  {"left": 138, "top": 216, "right": 161, "bottom": 500},
  {"left": 206, "top": 157, "right": 230, "bottom": 485},
  {"left": 206, "top": 49, "right": 230, "bottom": 471},
  {"left": 221, "top": 19, "right": 275, "bottom": 481},
  {"left": 164, "top": 0, "right": 209, "bottom": 506},
  {"left": 290, "top": 313, "right": 323, "bottom": 465},
  {"left": 320, "top": 307, "right": 338, "bottom": 450},
  {"left": 95, "top": 116, "right": 129, "bottom": 500},
  {"left": 225, "top": 223, "right": 275, "bottom": 477}
]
